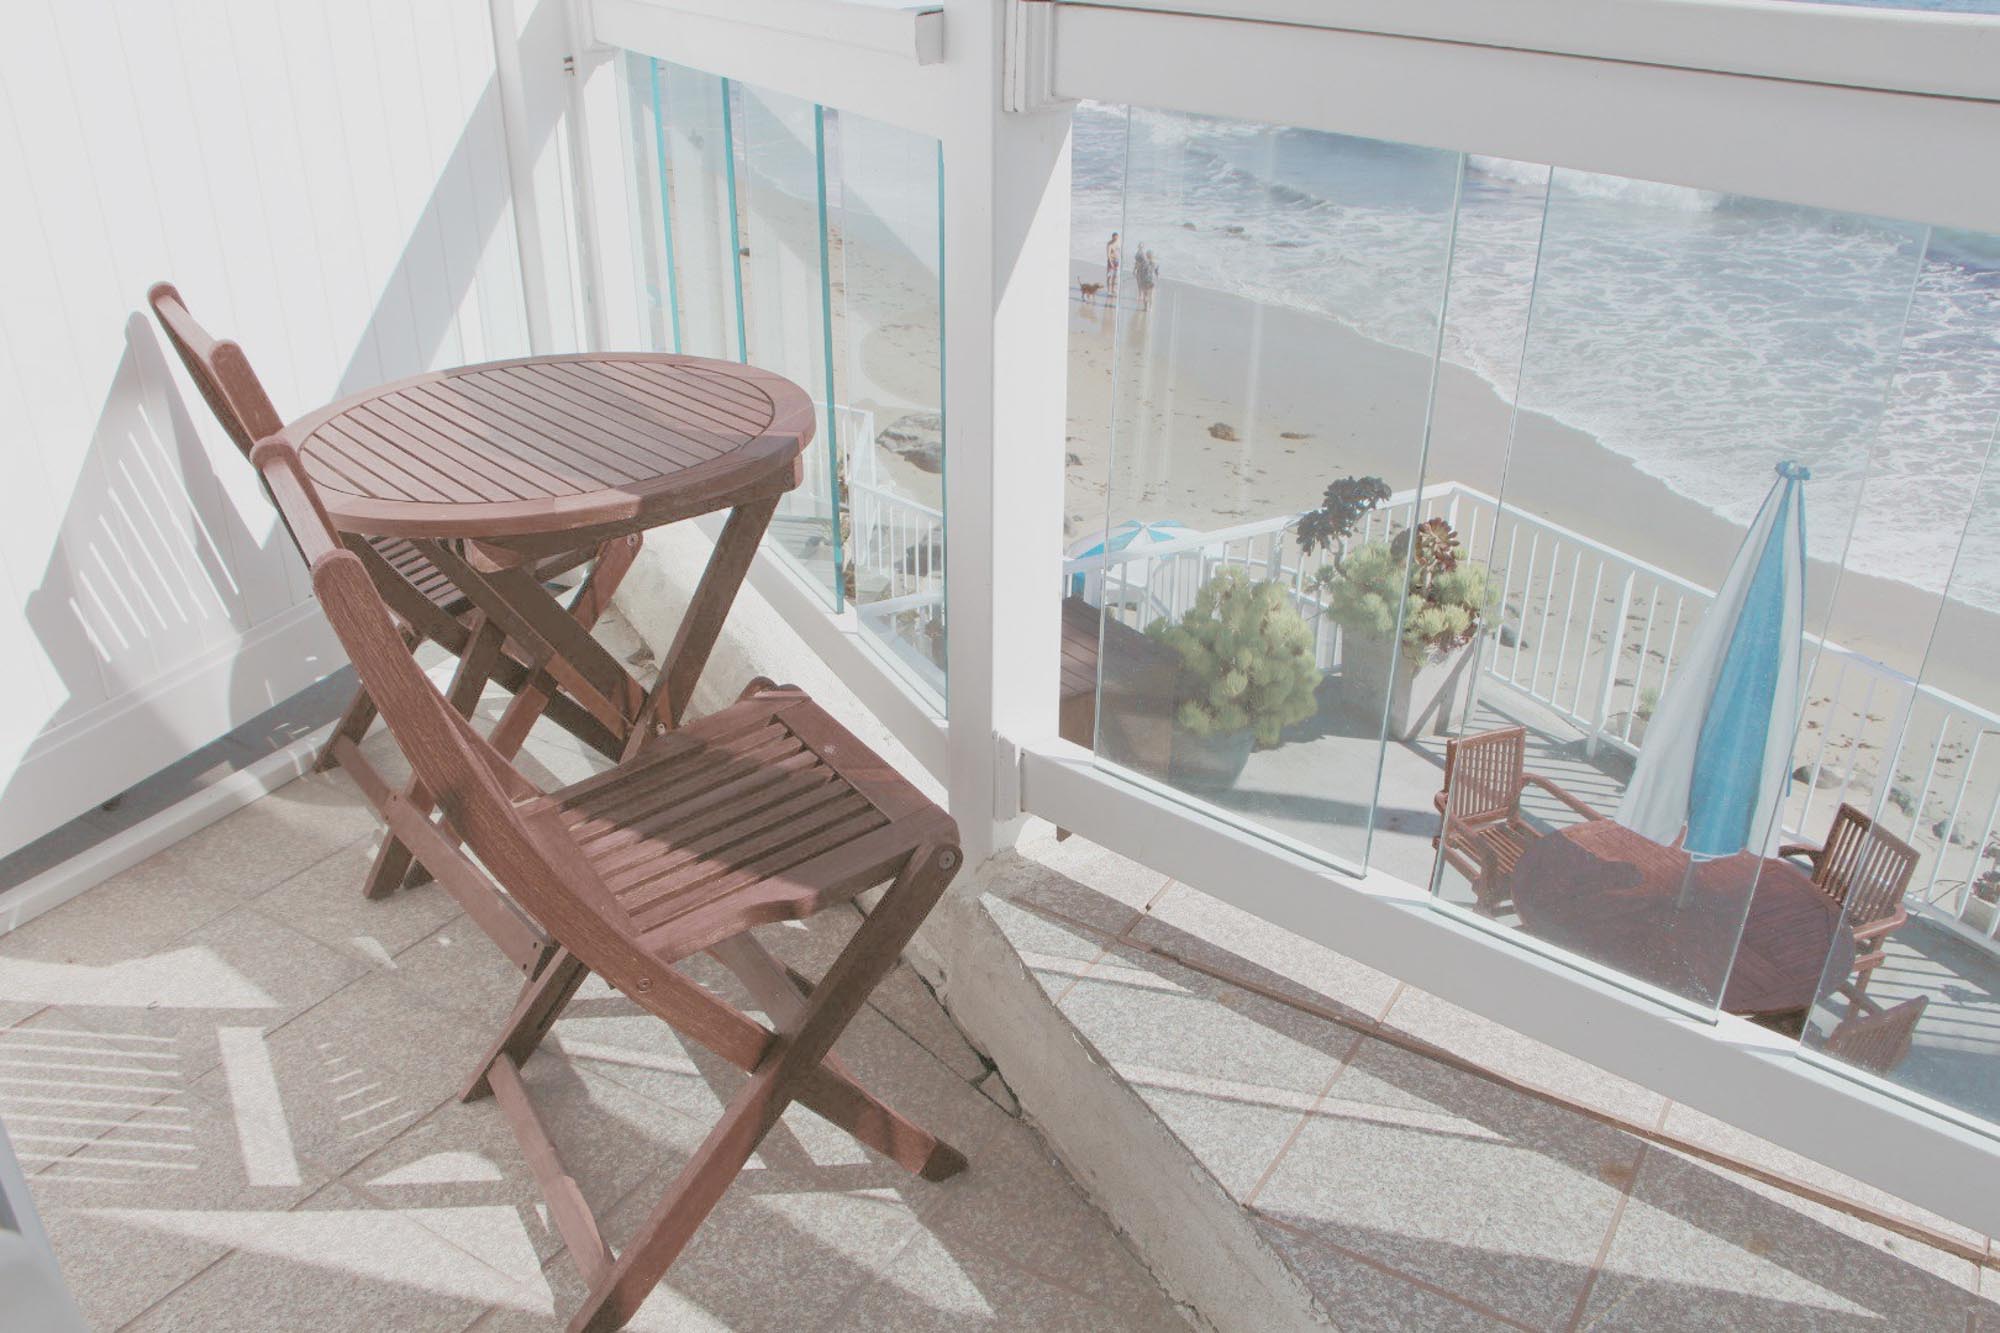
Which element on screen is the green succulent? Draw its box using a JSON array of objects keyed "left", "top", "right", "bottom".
[
  {"left": 1321, "top": 523, "right": 1495, "bottom": 662},
  {"left": 1146, "top": 567, "right": 1322, "bottom": 747}
]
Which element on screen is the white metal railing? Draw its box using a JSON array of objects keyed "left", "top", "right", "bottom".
[{"left": 1060, "top": 480, "right": 2000, "bottom": 950}]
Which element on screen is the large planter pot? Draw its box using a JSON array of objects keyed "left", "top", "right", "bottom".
[
  {"left": 1340, "top": 630, "right": 1480, "bottom": 741},
  {"left": 1167, "top": 725, "right": 1255, "bottom": 792},
  {"left": 1964, "top": 895, "right": 2000, "bottom": 936}
]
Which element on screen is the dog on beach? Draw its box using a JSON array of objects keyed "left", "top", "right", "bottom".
[{"left": 1077, "top": 280, "right": 1103, "bottom": 305}]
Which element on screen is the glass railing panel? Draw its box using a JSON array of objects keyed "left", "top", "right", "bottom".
[
  {"left": 1082, "top": 108, "right": 1463, "bottom": 871},
  {"left": 731, "top": 82, "right": 842, "bottom": 606},
  {"left": 1793, "top": 224, "right": 2000, "bottom": 1126},
  {"left": 827, "top": 110, "right": 947, "bottom": 706},
  {"left": 651, "top": 59, "right": 741, "bottom": 361},
  {"left": 1431, "top": 168, "right": 1929, "bottom": 1016}
]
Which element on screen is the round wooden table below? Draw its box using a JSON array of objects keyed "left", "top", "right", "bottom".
[
  {"left": 287, "top": 353, "right": 816, "bottom": 556},
  {"left": 1509, "top": 818, "right": 1853, "bottom": 1017}
]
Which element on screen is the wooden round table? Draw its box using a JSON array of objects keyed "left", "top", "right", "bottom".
[
  {"left": 290, "top": 353, "right": 816, "bottom": 558},
  {"left": 290, "top": 351, "right": 817, "bottom": 759},
  {"left": 1510, "top": 818, "right": 1854, "bottom": 1017}
]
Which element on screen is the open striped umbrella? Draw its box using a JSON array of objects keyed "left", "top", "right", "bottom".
[
  {"left": 1617, "top": 461, "right": 1810, "bottom": 858},
  {"left": 1065, "top": 519, "right": 1195, "bottom": 601}
]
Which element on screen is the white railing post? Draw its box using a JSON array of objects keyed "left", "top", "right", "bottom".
[
  {"left": 1587, "top": 567, "right": 1636, "bottom": 757},
  {"left": 940, "top": 0, "right": 1072, "bottom": 861}
]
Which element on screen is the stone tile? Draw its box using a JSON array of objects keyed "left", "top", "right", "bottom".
[
  {"left": 756, "top": 912, "right": 990, "bottom": 1082},
  {"left": 921, "top": 1118, "right": 1176, "bottom": 1310},
  {"left": 1658, "top": 1102, "right": 1988, "bottom": 1252},
  {"left": 388, "top": 919, "right": 534, "bottom": 1023},
  {"left": 39, "top": 906, "right": 369, "bottom": 1087},
  {"left": 174, "top": 767, "right": 384, "bottom": 897},
  {"left": 346, "top": 1050, "right": 706, "bottom": 1265},
  {"left": 0, "top": 848, "right": 251, "bottom": 969},
  {"left": 0, "top": 1010, "right": 194, "bottom": 1173},
  {"left": 1131, "top": 880, "right": 1402, "bottom": 1024},
  {"left": 33, "top": 1075, "right": 329, "bottom": 1330},
  {"left": 123, "top": 1181, "right": 538, "bottom": 1331},
  {"left": 190, "top": 971, "right": 494, "bottom": 1178},
  {"left": 1133, "top": 1084, "right": 1316, "bottom": 1202},
  {"left": 560, "top": 991, "right": 1012, "bottom": 1218},
  {"left": 1059, "top": 944, "right": 1355, "bottom": 1099},
  {"left": 982, "top": 893, "right": 1112, "bottom": 1003},
  {"left": 486, "top": 1148, "right": 935, "bottom": 1332},
  {"left": 1582, "top": 1146, "right": 1984, "bottom": 1331},
  {"left": 249, "top": 840, "right": 463, "bottom": 969},
  {"left": 1380, "top": 985, "right": 1668, "bottom": 1127},
  {"left": 1258, "top": 1218, "right": 1523, "bottom": 1332},
  {"left": 830, "top": 1228, "right": 1191, "bottom": 1331},
  {"left": 1255, "top": 1036, "right": 1640, "bottom": 1329},
  {"left": 996, "top": 826, "right": 1174, "bottom": 936}
]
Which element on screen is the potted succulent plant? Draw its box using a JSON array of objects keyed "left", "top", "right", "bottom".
[
  {"left": 1964, "top": 860, "right": 2000, "bottom": 934},
  {"left": 1317, "top": 517, "right": 1494, "bottom": 741},
  {"left": 1145, "top": 567, "right": 1322, "bottom": 790}
]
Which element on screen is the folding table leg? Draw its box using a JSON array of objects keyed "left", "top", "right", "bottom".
[
  {"left": 403, "top": 535, "right": 642, "bottom": 890},
  {"left": 360, "top": 615, "right": 507, "bottom": 900},
  {"left": 570, "top": 843, "right": 961, "bottom": 1333}
]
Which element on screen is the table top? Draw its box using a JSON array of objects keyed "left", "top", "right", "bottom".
[
  {"left": 1511, "top": 818, "right": 1853, "bottom": 1016},
  {"left": 289, "top": 353, "right": 815, "bottom": 554}
]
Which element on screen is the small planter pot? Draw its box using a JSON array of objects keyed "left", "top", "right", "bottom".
[
  {"left": 1964, "top": 895, "right": 2000, "bottom": 935},
  {"left": 1341, "top": 631, "right": 1481, "bottom": 741},
  {"left": 1167, "top": 725, "right": 1255, "bottom": 792}
]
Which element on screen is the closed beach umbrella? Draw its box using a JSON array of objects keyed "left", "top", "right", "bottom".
[
  {"left": 1617, "top": 461, "right": 1809, "bottom": 857},
  {"left": 1066, "top": 519, "right": 1195, "bottom": 601}
]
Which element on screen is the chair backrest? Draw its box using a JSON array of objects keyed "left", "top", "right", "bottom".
[
  {"left": 250, "top": 433, "right": 631, "bottom": 964},
  {"left": 1815, "top": 803, "right": 1919, "bottom": 924},
  {"left": 1440, "top": 726, "right": 1527, "bottom": 827},
  {"left": 1825, "top": 993, "right": 1927, "bottom": 1075},
  {"left": 147, "top": 283, "right": 286, "bottom": 459}
]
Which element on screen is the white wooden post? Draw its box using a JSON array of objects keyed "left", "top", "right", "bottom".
[
  {"left": 941, "top": 0, "right": 1072, "bottom": 861},
  {"left": 1587, "top": 567, "right": 1636, "bottom": 757}
]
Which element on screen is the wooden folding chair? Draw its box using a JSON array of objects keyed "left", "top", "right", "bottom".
[
  {"left": 148, "top": 282, "right": 639, "bottom": 901},
  {"left": 1779, "top": 802, "right": 1918, "bottom": 992},
  {"left": 253, "top": 433, "right": 967, "bottom": 1331},
  {"left": 1825, "top": 984, "right": 1927, "bottom": 1075},
  {"left": 1432, "top": 725, "right": 1604, "bottom": 913}
]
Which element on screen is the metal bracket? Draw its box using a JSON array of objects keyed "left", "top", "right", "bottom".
[{"left": 1002, "top": 0, "right": 1072, "bottom": 113}]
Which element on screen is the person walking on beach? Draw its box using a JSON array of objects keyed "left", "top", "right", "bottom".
[
  {"left": 1105, "top": 231, "right": 1121, "bottom": 302},
  {"left": 1135, "top": 246, "right": 1158, "bottom": 312}
]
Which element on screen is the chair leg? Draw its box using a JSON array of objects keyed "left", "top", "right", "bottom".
[
  {"left": 403, "top": 536, "right": 641, "bottom": 890},
  {"left": 709, "top": 934, "right": 966, "bottom": 1182},
  {"left": 360, "top": 616, "right": 506, "bottom": 900},
  {"left": 570, "top": 843, "right": 962, "bottom": 1333},
  {"left": 462, "top": 947, "right": 593, "bottom": 1102},
  {"left": 315, "top": 684, "right": 379, "bottom": 773}
]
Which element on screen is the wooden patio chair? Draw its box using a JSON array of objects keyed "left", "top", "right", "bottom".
[
  {"left": 149, "top": 282, "right": 638, "bottom": 902},
  {"left": 253, "top": 433, "right": 967, "bottom": 1332},
  {"left": 1778, "top": 802, "right": 1918, "bottom": 992},
  {"left": 1824, "top": 984, "right": 1927, "bottom": 1075},
  {"left": 1432, "top": 725, "right": 1604, "bottom": 914}
]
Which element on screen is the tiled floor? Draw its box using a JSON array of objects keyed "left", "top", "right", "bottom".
[
  {"left": 2, "top": 715, "right": 1187, "bottom": 1330},
  {"left": 990, "top": 822, "right": 2000, "bottom": 1332}
]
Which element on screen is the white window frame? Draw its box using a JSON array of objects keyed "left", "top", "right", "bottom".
[{"left": 568, "top": 0, "right": 2000, "bottom": 1238}]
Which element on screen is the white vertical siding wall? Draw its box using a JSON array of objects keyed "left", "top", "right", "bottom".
[{"left": 0, "top": 0, "right": 574, "bottom": 856}]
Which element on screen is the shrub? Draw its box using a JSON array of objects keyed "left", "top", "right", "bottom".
[
  {"left": 1320, "top": 518, "right": 1494, "bottom": 662},
  {"left": 1146, "top": 567, "right": 1322, "bottom": 747}
]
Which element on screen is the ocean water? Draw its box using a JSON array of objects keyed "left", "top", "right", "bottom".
[{"left": 1072, "top": 104, "right": 2000, "bottom": 606}]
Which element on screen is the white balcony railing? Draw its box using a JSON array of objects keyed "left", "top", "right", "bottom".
[{"left": 1048, "top": 481, "right": 2000, "bottom": 953}]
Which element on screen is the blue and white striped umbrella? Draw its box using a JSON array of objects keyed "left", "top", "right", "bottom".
[
  {"left": 1066, "top": 519, "right": 1195, "bottom": 601},
  {"left": 1618, "top": 461, "right": 1810, "bottom": 858}
]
